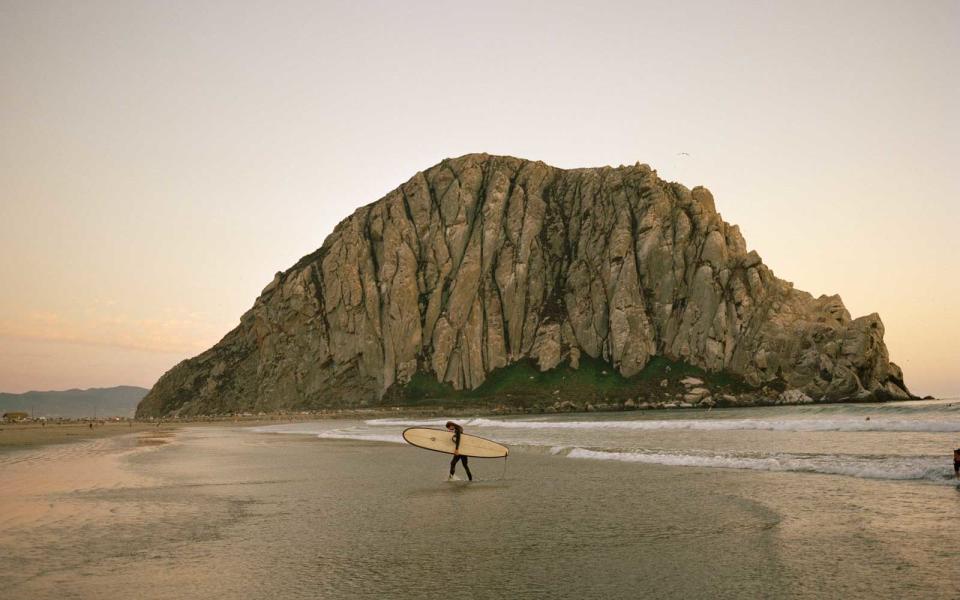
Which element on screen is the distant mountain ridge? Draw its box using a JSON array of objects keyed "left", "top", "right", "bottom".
[{"left": 1, "top": 386, "right": 148, "bottom": 418}]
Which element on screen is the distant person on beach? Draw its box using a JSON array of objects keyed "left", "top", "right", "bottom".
[
  {"left": 446, "top": 421, "right": 473, "bottom": 482},
  {"left": 954, "top": 448, "right": 959, "bottom": 479}
]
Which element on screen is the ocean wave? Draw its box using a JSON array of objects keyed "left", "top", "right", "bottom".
[
  {"left": 249, "top": 424, "right": 335, "bottom": 435},
  {"left": 400, "top": 417, "right": 960, "bottom": 433},
  {"left": 799, "top": 400, "right": 960, "bottom": 415},
  {"left": 364, "top": 418, "right": 454, "bottom": 427},
  {"left": 566, "top": 448, "right": 956, "bottom": 483},
  {"left": 250, "top": 424, "right": 405, "bottom": 444},
  {"left": 315, "top": 431, "right": 406, "bottom": 444}
]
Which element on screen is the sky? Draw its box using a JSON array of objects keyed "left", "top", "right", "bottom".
[{"left": 0, "top": 0, "right": 957, "bottom": 397}]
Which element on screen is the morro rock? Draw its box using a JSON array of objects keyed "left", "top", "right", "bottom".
[{"left": 137, "top": 154, "right": 910, "bottom": 417}]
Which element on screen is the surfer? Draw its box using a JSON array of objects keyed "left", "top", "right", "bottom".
[
  {"left": 954, "top": 448, "right": 959, "bottom": 479},
  {"left": 446, "top": 421, "right": 473, "bottom": 481}
]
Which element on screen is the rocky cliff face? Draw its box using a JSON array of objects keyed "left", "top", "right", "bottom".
[{"left": 137, "top": 154, "right": 910, "bottom": 417}]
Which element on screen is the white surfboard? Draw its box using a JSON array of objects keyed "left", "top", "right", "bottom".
[{"left": 402, "top": 427, "right": 508, "bottom": 458}]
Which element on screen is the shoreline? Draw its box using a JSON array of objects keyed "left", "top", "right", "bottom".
[
  {"left": 7, "top": 395, "right": 951, "bottom": 453},
  {"left": 4, "top": 422, "right": 957, "bottom": 598},
  {"left": 144, "top": 388, "right": 942, "bottom": 422},
  {"left": 0, "top": 416, "right": 298, "bottom": 452},
  {"left": 0, "top": 408, "right": 492, "bottom": 452}
]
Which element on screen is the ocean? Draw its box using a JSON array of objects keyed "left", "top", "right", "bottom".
[
  {"left": 278, "top": 399, "right": 960, "bottom": 485},
  {"left": 2, "top": 400, "right": 959, "bottom": 599}
]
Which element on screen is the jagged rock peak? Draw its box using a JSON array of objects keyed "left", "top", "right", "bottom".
[{"left": 137, "top": 153, "right": 910, "bottom": 417}]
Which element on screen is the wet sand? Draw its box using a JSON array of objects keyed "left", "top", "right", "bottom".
[
  {"left": 0, "top": 415, "right": 309, "bottom": 451},
  {"left": 0, "top": 405, "right": 504, "bottom": 452},
  {"left": 0, "top": 421, "right": 178, "bottom": 450},
  {"left": 1, "top": 425, "right": 957, "bottom": 599}
]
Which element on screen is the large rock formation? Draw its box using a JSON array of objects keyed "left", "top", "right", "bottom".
[{"left": 137, "top": 154, "right": 910, "bottom": 417}]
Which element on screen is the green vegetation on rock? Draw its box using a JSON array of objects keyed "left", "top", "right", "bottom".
[{"left": 383, "top": 356, "right": 753, "bottom": 409}]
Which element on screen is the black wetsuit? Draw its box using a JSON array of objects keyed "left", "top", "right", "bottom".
[
  {"left": 954, "top": 449, "right": 959, "bottom": 476},
  {"left": 450, "top": 426, "right": 473, "bottom": 481}
]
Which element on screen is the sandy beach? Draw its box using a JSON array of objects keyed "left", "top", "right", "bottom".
[
  {"left": 0, "top": 414, "right": 326, "bottom": 451},
  {"left": 0, "top": 421, "right": 179, "bottom": 450},
  {"left": 2, "top": 412, "right": 958, "bottom": 599},
  {"left": 0, "top": 425, "right": 777, "bottom": 599}
]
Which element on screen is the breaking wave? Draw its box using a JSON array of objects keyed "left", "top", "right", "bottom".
[
  {"left": 565, "top": 448, "right": 956, "bottom": 484},
  {"left": 250, "top": 424, "right": 404, "bottom": 444},
  {"left": 368, "top": 416, "right": 960, "bottom": 433},
  {"left": 364, "top": 418, "right": 453, "bottom": 427},
  {"left": 315, "top": 431, "right": 405, "bottom": 444}
]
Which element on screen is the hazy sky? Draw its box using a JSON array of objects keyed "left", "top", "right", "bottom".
[{"left": 1, "top": 0, "right": 957, "bottom": 397}]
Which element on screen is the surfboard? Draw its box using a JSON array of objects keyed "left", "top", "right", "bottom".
[{"left": 402, "top": 427, "right": 509, "bottom": 458}]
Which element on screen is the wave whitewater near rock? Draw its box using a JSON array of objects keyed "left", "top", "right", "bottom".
[
  {"left": 138, "top": 154, "right": 911, "bottom": 417},
  {"left": 252, "top": 409, "right": 960, "bottom": 485},
  {"left": 563, "top": 448, "right": 955, "bottom": 484},
  {"left": 365, "top": 417, "right": 960, "bottom": 433}
]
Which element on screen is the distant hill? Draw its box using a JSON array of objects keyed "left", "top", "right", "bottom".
[{"left": 0, "top": 386, "right": 148, "bottom": 418}]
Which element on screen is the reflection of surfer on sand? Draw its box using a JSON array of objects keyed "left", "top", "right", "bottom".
[{"left": 446, "top": 421, "right": 473, "bottom": 481}]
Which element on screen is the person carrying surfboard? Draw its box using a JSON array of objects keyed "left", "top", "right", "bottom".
[{"left": 446, "top": 421, "right": 473, "bottom": 481}]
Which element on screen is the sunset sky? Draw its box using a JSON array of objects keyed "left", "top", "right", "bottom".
[{"left": 1, "top": 0, "right": 956, "bottom": 397}]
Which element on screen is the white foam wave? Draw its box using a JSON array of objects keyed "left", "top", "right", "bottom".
[
  {"left": 430, "top": 417, "right": 960, "bottom": 433},
  {"left": 249, "top": 424, "right": 405, "bottom": 444},
  {"left": 567, "top": 448, "right": 955, "bottom": 483},
  {"left": 315, "top": 431, "right": 405, "bottom": 444},
  {"left": 364, "top": 418, "right": 457, "bottom": 427},
  {"left": 249, "top": 424, "right": 335, "bottom": 435}
]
